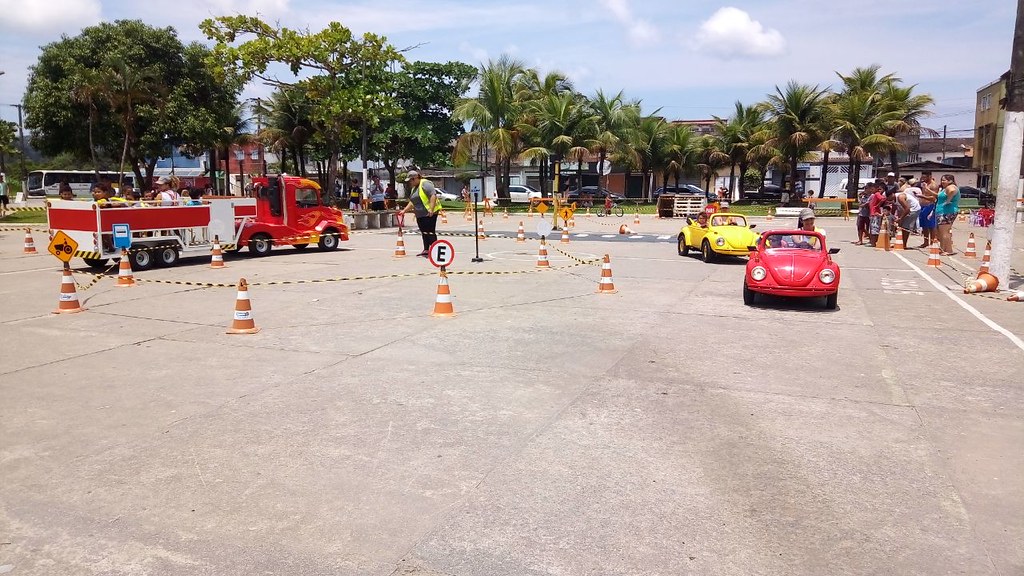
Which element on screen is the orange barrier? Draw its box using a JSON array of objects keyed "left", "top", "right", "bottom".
[{"left": 803, "top": 197, "right": 853, "bottom": 220}]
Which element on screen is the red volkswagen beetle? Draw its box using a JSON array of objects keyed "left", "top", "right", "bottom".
[{"left": 743, "top": 230, "right": 841, "bottom": 309}]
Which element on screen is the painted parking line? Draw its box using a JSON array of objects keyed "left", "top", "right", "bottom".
[
  {"left": 601, "top": 234, "right": 616, "bottom": 238},
  {"left": 657, "top": 235, "right": 672, "bottom": 240},
  {"left": 629, "top": 235, "right": 644, "bottom": 239},
  {"left": 892, "top": 251, "right": 1024, "bottom": 352},
  {"left": 880, "top": 277, "right": 925, "bottom": 296},
  {"left": 574, "top": 233, "right": 590, "bottom": 238}
]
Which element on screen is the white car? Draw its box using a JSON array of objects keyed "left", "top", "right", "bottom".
[
  {"left": 436, "top": 189, "right": 459, "bottom": 201},
  {"left": 508, "top": 184, "right": 542, "bottom": 203}
]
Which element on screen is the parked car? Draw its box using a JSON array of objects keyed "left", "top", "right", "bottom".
[
  {"left": 743, "top": 230, "right": 841, "bottom": 309},
  {"left": 566, "top": 186, "right": 623, "bottom": 203},
  {"left": 677, "top": 212, "right": 761, "bottom": 262},
  {"left": 508, "top": 184, "right": 542, "bottom": 203},
  {"left": 743, "top": 184, "right": 783, "bottom": 201},
  {"left": 957, "top": 186, "right": 995, "bottom": 205},
  {"left": 436, "top": 189, "right": 459, "bottom": 202},
  {"left": 653, "top": 184, "right": 713, "bottom": 201}
]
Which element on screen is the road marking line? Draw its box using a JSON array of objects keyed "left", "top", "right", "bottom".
[
  {"left": 628, "top": 235, "right": 644, "bottom": 239},
  {"left": 574, "top": 233, "right": 590, "bottom": 238},
  {"left": 601, "top": 234, "right": 616, "bottom": 238},
  {"left": 892, "top": 251, "right": 1024, "bottom": 352},
  {"left": 657, "top": 235, "right": 671, "bottom": 240}
]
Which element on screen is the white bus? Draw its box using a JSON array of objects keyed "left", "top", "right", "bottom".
[{"left": 26, "top": 170, "right": 136, "bottom": 198}]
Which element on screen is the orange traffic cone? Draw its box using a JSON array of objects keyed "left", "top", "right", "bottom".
[
  {"left": 634, "top": 212, "right": 641, "bottom": 225},
  {"left": 618, "top": 224, "right": 633, "bottom": 235},
  {"left": 765, "top": 212, "right": 774, "bottom": 222},
  {"left": 52, "top": 265, "right": 84, "bottom": 314},
  {"left": 964, "top": 233, "right": 977, "bottom": 259},
  {"left": 536, "top": 239, "right": 550, "bottom": 268},
  {"left": 1008, "top": 291, "right": 1024, "bottom": 302},
  {"left": 569, "top": 217, "right": 575, "bottom": 228},
  {"left": 226, "top": 278, "right": 260, "bottom": 334},
  {"left": 115, "top": 249, "right": 136, "bottom": 287},
  {"left": 23, "top": 229, "right": 37, "bottom": 254},
  {"left": 597, "top": 254, "right": 617, "bottom": 294},
  {"left": 978, "top": 241, "right": 991, "bottom": 275},
  {"left": 926, "top": 242, "right": 942, "bottom": 268},
  {"left": 891, "top": 230, "right": 904, "bottom": 250},
  {"left": 516, "top": 222, "right": 526, "bottom": 243},
  {"left": 441, "top": 211, "right": 448, "bottom": 225},
  {"left": 431, "top": 269, "right": 455, "bottom": 317},
  {"left": 503, "top": 208, "right": 509, "bottom": 220},
  {"left": 964, "top": 272, "right": 999, "bottom": 294},
  {"left": 477, "top": 219, "right": 486, "bottom": 240},
  {"left": 560, "top": 227, "right": 570, "bottom": 244},
  {"left": 210, "top": 236, "right": 226, "bottom": 268},
  {"left": 876, "top": 225, "right": 890, "bottom": 251},
  {"left": 394, "top": 229, "right": 407, "bottom": 257}
]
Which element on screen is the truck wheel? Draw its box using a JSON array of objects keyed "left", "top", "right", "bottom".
[
  {"left": 83, "top": 258, "right": 109, "bottom": 270},
  {"left": 130, "top": 249, "right": 154, "bottom": 271},
  {"left": 249, "top": 234, "right": 273, "bottom": 256},
  {"left": 318, "top": 229, "right": 339, "bottom": 251},
  {"left": 292, "top": 243, "right": 309, "bottom": 250},
  {"left": 155, "top": 247, "right": 180, "bottom": 267}
]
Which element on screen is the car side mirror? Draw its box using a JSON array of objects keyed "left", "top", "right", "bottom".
[
  {"left": 747, "top": 245, "right": 758, "bottom": 252},
  {"left": 828, "top": 248, "right": 840, "bottom": 254},
  {"left": 749, "top": 224, "right": 756, "bottom": 229}
]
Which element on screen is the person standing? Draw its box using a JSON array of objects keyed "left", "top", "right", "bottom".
[
  {"left": 368, "top": 175, "right": 386, "bottom": 211},
  {"left": 348, "top": 178, "right": 362, "bottom": 211},
  {"left": 866, "top": 182, "right": 887, "bottom": 247},
  {"left": 935, "top": 174, "right": 960, "bottom": 255},
  {"left": 855, "top": 186, "right": 871, "bottom": 245},
  {"left": 894, "top": 183, "right": 921, "bottom": 249},
  {"left": 398, "top": 170, "right": 440, "bottom": 257},
  {"left": 917, "top": 171, "right": 939, "bottom": 248},
  {"left": 0, "top": 174, "right": 9, "bottom": 217}
]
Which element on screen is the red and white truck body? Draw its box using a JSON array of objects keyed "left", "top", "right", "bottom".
[{"left": 46, "top": 176, "right": 349, "bottom": 269}]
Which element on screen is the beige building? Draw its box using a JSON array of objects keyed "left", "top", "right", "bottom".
[{"left": 974, "top": 75, "right": 1009, "bottom": 189}]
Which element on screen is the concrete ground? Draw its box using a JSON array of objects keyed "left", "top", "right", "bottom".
[{"left": 1, "top": 212, "right": 1022, "bottom": 576}]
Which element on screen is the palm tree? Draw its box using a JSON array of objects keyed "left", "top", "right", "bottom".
[
  {"left": 762, "top": 81, "right": 830, "bottom": 205},
  {"left": 661, "top": 123, "right": 697, "bottom": 188},
  {"left": 879, "top": 81, "right": 936, "bottom": 176},
  {"left": 694, "top": 135, "right": 730, "bottom": 192},
  {"left": 453, "top": 55, "right": 528, "bottom": 203},
  {"left": 830, "top": 90, "right": 902, "bottom": 198},
  {"left": 102, "top": 58, "right": 161, "bottom": 186},
  {"left": 714, "top": 101, "right": 766, "bottom": 199},
  {"left": 625, "top": 115, "right": 671, "bottom": 200},
  {"left": 215, "top": 104, "right": 254, "bottom": 194},
  {"left": 514, "top": 69, "right": 575, "bottom": 195},
  {"left": 254, "top": 88, "right": 314, "bottom": 176},
  {"left": 587, "top": 90, "right": 639, "bottom": 196},
  {"left": 837, "top": 65, "right": 897, "bottom": 96},
  {"left": 69, "top": 69, "right": 107, "bottom": 178},
  {"left": 519, "top": 91, "right": 595, "bottom": 191}
]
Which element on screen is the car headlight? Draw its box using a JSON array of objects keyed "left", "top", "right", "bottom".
[
  {"left": 819, "top": 269, "right": 836, "bottom": 284},
  {"left": 715, "top": 236, "right": 726, "bottom": 247},
  {"left": 751, "top": 266, "right": 767, "bottom": 281}
]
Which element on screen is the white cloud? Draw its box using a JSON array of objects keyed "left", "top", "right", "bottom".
[
  {"left": 0, "top": 0, "right": 100, "bottom": 35},
  {"left": 458, "top": 41, "right": 489, "bottom": 65},
  {"left": 695, "top": 7, "right": 785, "bottom": 59},
  {"left": 598, "top": 0, "right": 659, "bottom": 47}
]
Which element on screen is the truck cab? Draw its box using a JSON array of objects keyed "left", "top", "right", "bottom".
[{"left": 241, "top": 175, "right": 349, "bottom": 255}]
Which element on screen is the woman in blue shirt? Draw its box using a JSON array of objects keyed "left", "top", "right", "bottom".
[{"left": 935, "top": 174, "right": 960, "bottom": 255}]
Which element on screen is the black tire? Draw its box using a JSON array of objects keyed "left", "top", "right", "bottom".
[
  {"left": 701, "top": 240, "right": 716, "bottom": 263},
  {"left": 743, "top": 283, "right": 756, "bottom": 305},
  {"left": 825, "top": 292, "right": 838, "bottom": 310},
  {"left": 83, "top": 257, "right": 108, "bottom": 270},
  {"left": 613, "top": 206, "right": 624, "bottom": 218},
  {"left": 318, "top": 229, "right": 339, "bottom": 251},
  {"left": 249, "top": 234, "right": 273, "bottom": 256},
  {"left": 155, "top": 246, "right": 179, "bottom": 267},
  {"left": 129, "top": 249, "right": 154, "bottom": 271},
  {"left": 292, "top": 243, "right": 309, "bottom": 250},
  {"left": 677, "top": 235, "right": 689, "bottom": 257}
]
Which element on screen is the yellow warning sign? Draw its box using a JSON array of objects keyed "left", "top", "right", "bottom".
[
  {"left": 535, "top": 201, "right": 549, "bottom": 214},
  {"left": 48, "top": 231, "right": 78, "bottom": 263},
  {"left": 559, "top": 207, "right": 574, "bottom": 221}
]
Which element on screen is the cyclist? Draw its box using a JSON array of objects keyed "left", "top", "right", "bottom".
[{"left": 603, "top": 194, "right": 612, "bottom": 216}]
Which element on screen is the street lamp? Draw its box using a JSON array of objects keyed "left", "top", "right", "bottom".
[{"left": 8, "top": 104, "right": 27, "bottom": 181}]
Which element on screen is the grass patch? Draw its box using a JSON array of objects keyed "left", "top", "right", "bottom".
[{"left": 1, "top": 211, "right": 47, "bottom": 224}]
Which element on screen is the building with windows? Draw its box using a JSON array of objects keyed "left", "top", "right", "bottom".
[{"left": 974, "top": 74, "right": 1009, "bottom": 190}]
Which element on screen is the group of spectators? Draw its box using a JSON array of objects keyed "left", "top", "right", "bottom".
[
  {"left": 856, "top": 170, "right": 960, "bottom": 254},
  {"left": 60, "top": 175, "right": 207, "bottom": 208},
  {"left": 340, "top": 174, "right": 396, "bottom": 211}
]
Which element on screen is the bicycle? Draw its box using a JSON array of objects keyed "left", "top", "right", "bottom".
[{"left": 595, "top": 199, "right": 624, "bottom": 218}]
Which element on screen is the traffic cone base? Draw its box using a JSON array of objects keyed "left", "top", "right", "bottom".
[
  {"left": 516, "top": 222, "right": 526, "bottom": 243},
  {"left": 560, "top": 228, "right": 570, "bottom": 244},
  {"left": 115, "top": 249, "right": 136, "bottom": 287},
  {"left": 441, "top": 212, "right": 448, "bottom": 225},
  {"left": 210, "top": 237, "right": 227, "bottom": 269},
  {"left": 394, "top": 229, "right": 407, "bottom": 257},
  {"left": 536, "top": 242, "right": 550, "bottom": 268},
  {"left": 978, "top": 241, "right": 991, "bottom": 275},
  {"left": 634, "top": 212, "right": 641, "bottom": 225},
  {"left": 477, "top": 220, "right": 486, "bottom": 240},
  {"left": 431, "top": 270, "right": 455, "bottom": 317},
  {"left": 876, "top": 228, "right": 890, "bottom": 251},
  {"left": 1008, "top": 291, "right": 1023, "bottom": 302},
  {"left": 891, "top": 232, "right": 903, "bottom": 251},
  {"left": 964, "top": 273, "right": 999, "bottom": 294},
  {"left": 53, "top": 267, "right": 84, "bottom": 314},
  {"left": 597, "top": 254, "right": 617, "bottom": 294},
  {"left": 227, "top": 278, "right": 260, "bottom": 334}
]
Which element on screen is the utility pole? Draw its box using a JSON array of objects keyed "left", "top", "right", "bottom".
[
  {"left": 10, "top": 104, "right": 27, "bottom": 179},
  {"left": 990, "top": 0, "right": 1024, "bottom": 285},
  {"left": 941, "top": 125, "right": 947, "bottom": 161}
]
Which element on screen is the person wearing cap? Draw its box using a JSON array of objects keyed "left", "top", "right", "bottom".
[
  {"left": 894, "top": 182, "right": 921, "bottom": 248},
  {"left": 398, "top": 170, "right": 440, "bottom": 257},
  {"left": 796, "top": 207, "right": 826, "bottom": 248},
  {"left": 155, "top": 176, "right": 180, "bottom": 206}
]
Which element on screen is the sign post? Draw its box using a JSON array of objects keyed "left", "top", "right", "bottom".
[
  {"left": 112, "top": 223, "right": 132, "bottom": 250},
  {"left": 471, "top": 191, "right": 483, "bottom": 263}
]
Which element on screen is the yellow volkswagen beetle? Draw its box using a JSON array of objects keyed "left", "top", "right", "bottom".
[{"left": 677, "top": 212, "right": 761, "bottom": 262}]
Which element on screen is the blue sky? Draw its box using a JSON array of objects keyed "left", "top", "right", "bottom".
[{"left": 0, "top": 0, "right": 1014, "bottom": 139}]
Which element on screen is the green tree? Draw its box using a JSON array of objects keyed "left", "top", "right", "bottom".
[
  {"left": 761, "top": 81, "right": 830, "bottom": 205},
  {"left": 879, "top": 80, "right": 936, "bottom": 176},
  {"left": 588, "top": 90, "right": 639, "bottom": 196},
  {"left": 714, "top": 101, "right": 765, "bottom": 198},
  {"left": 0, "top": 121, "right": 19, "bottom": 176},
  {"left": 694, "top": 134, "right": 730, "bottom": 192},
  {"left": 23, "top": 20, "right": 242, "bottom": 188},
  {"left": 254, "top": 87, "right": 314, "bottom": 177},
  {"left": 372, "top": 60, "right": 476, "bottom": 188},
  {"left": 661, "top": 123, "right": 697, "bottom": 188},
  {"left": 201, "top": 16, "right": 405, "bottom": 189},
  {"left": 519, "top": 90, "right": 595, "bottom": 195},
  {"left": 625, "top": 115, "right": 671, "bottom": 199}
]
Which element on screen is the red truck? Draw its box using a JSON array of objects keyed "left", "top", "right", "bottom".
[{"left": 46, "top": 175, "right": 349, "bottom": 270}]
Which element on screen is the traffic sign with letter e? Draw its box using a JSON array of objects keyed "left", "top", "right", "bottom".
[{"left": 428, "top": 239, "right": 456, "bottom": 268}]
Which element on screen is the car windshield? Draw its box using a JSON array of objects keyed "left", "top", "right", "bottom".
[
  {"left": 710, "top": 215, "right": 746, "bottom": 227},
  {"left": 764, "top": 233, "right": 822, "bottom": 251}
]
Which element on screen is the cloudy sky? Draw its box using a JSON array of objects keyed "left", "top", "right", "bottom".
[{"left": 0, "top": 0, "right": 1014, "bottom": 139}]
